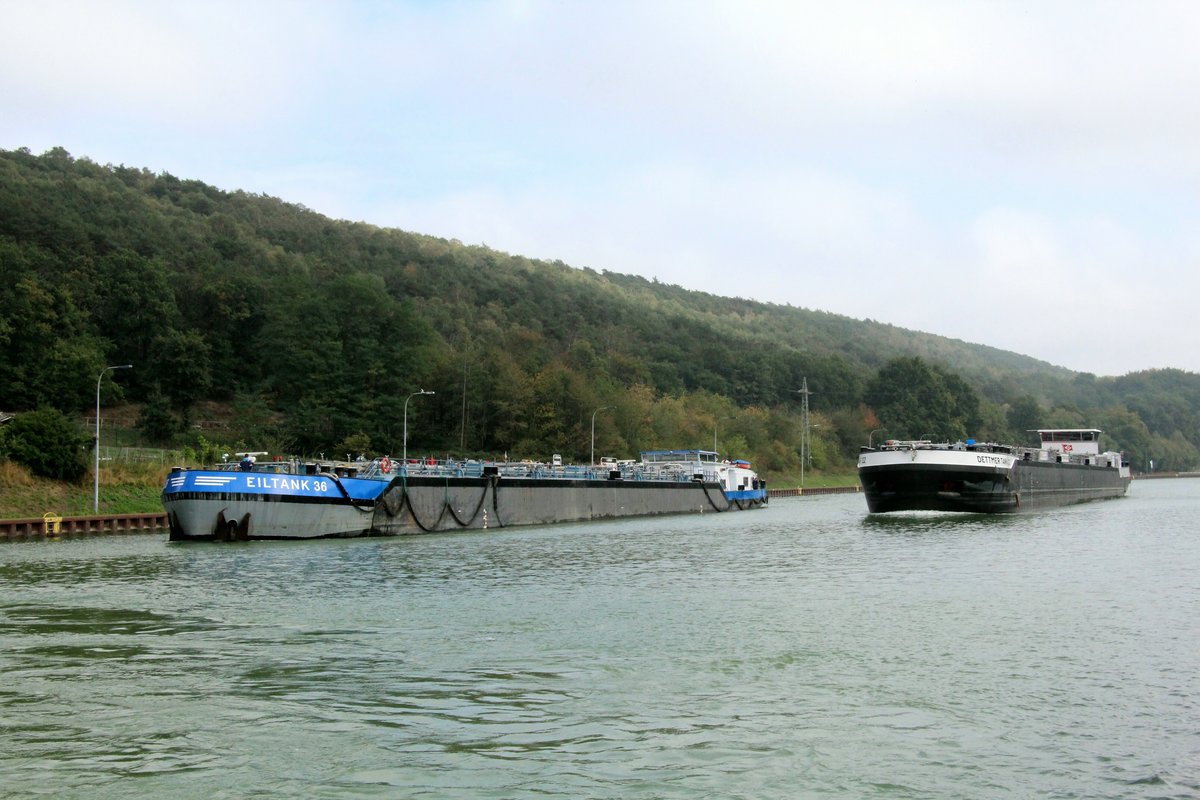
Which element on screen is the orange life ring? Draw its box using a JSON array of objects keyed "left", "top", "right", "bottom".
[{"left": 380, "top": 457, "right": 392, "bottom": 473}]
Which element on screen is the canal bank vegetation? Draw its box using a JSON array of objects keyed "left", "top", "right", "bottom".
[
  {"left": 2, "top": 146, "right": 1199, "bottom": 515},
  {"left": 0, "top": 458, "right": 167, "bottom": 519}
]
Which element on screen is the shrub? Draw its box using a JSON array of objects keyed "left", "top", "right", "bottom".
[{"left": 2, "top": 408, "right": 91, "bottom": 481}]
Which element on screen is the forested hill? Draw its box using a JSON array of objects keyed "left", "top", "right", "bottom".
[{"left": 2, "top": 146, "right": 1198, "bottom": 474}]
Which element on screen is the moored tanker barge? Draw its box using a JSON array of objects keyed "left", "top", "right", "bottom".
[
  {"left": 858, "top": 429, "right": 1131, "bottom": 514},
  {"left": 163, "top": 450, "right": 767, "bottom": 541}
]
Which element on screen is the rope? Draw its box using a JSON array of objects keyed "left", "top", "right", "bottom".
[
  {"left": 489, "top": 475, "right": 506, "bottom": 528},
  {"left": 365, "top": 474, "right": 765, "bottom": 532},
  {"left": 325, "top": 472, "right": 377, "bottom": 513},
  {"left": 389, "top": 475, "right": 445, "bottom": 532},
  {"left": 370, "top": 475, "right": 502, "bottom": 532},
  {"left": 698, "top": 481, "right": 734, "bottom": 512},
  {"left": 375, "top": 481, "right": 437, "bottom": 533},
  {"left": 406, "top": 489, "right": 444, "bottom": 532},
  {"left": 444, "top": 479, "right": 491, "bottom": 527}
]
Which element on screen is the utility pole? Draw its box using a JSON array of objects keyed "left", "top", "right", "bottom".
[
  {"left": 460, "top": 359, "right": 468, "bottom": 451},
  {"left": 591, "top": 406, "right": 613, "bottom": 466},
  {"left": 794, "top": 378, "right": 813, "bottom": 487}
]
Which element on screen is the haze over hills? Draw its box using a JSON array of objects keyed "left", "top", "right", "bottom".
[{"left": 1, "top": 147, "right": 1197, "bottom": 474}]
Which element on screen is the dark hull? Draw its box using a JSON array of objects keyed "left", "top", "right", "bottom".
[{"left": 860, "top": 460, "right": 1130, "bottom": 514}]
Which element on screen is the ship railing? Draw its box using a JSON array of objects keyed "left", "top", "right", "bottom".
[
  {"left": 208, "top": 459, "right": 303, "bottom": 474},
  {"left": 872, "top": 440, "right": 1029, "bottom": 456},
  {"left": 870, "top": 440, "right": 936, "bottom": 451},
  {"left": 373, "top": 458, "right": 646, "bottom": 481},
  {"left": 207, "top": 456, "right": 736, "bottom": 482}
]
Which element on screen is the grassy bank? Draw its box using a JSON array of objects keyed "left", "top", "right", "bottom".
[
  {"left": 768, "top": 470, "right": 860, "bottom": 490},
  {"left": 0, "top": 461, "right": 170, "bottom": 519}
]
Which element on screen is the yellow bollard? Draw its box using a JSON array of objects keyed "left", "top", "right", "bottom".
[{"left": 42, "top": 512, "right": 63, "bottom": 536}]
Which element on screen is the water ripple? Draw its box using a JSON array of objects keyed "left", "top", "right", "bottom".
[{"left": 2, "top": 484, "right": 1199, "bottom": 798}]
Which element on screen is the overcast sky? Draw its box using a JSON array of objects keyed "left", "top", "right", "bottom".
[{"left": 4, "top": 1, "right": 1198, "bottom": 376}]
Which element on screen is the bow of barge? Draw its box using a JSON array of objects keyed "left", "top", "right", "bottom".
[{"left": 858, "top": 429, "right": 1131, "bottom": 514}]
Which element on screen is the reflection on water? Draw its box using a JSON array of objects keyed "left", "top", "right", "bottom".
[
  {"left": 0, "top": 552, "right": 181, "bottom": 586},
  {"left": 2, "top": 482, "right": 1198, "bottom": 799},
  {"left": 861, "top": 509, "right": 1024, "bottom": 534}
]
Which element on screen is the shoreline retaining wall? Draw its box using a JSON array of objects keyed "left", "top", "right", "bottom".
[{"left": 0, "top": 512, "right": 168, "bottom": 539}]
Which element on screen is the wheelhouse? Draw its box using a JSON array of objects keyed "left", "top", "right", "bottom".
[
  {"left": 1035, "top": 428, "right": 1102, "bottom": 457},
  {"left": 640, "top": 450, "right": 721, "bottom": 465}
]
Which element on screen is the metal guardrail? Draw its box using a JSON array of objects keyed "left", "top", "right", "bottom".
[
  {"left": 96, "top": 446, "right": 174, "bottom": 463},
  {"left": 768, "top": 485, "right": 861, "bottom": 498}
]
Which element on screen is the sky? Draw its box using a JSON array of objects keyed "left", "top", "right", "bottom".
[{"left": 3, "top": 1, "right": 1199, "bottom": 377}]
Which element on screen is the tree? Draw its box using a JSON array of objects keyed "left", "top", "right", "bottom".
[
  {"left": 334, "top": 432, "right": 372, "bottom": 461},
  {"left": 829, "top": 405, "right": 878, "bottom": 460},
  {"left": 7, "top": 145, "right": 1200, "bottom": 476},
  {"left": 1097, "top": 405, "right": 1152, "bottom": 471},
  {"left": 864, "top": 357, "right": 981, "bottom": 441},
  {"left": 0, "top": 267, "right": 108, "bottom": 410},
  {"left": 257, "top": 290, "right": 342, "bottom": 405},
  {"left": 89, "top": 250, "right": 180, "bottom": 390},
  {"left": 136, "top": 389, "right": 179, "bottom": 444},
  {"left": 1006, "top": 395, "right": 1044, "bottom": 446},
  {"left": 1147, "top": 431, "right": 1199, "bottom": 473},
  {"left": 150, "top": 328, "right": 213, "bottom": 412},
  {"left": 1, "top": 408, "right": 90, "bottom": 481},
  {"left": 936, "top": 368, "right": 983, "bottom": 435}
]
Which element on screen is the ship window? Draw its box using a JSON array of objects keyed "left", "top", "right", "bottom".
[{"left": 1041, "top": 431, "right": 1098, "bottom": 443}]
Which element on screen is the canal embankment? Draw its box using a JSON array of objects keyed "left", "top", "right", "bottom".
[{"left": 0, "top": 512, "right": 168, "bottom": 538}]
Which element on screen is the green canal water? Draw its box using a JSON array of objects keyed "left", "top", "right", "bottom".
[{"left": 2, "top": 479, "right": 1198, "bottom": 799}]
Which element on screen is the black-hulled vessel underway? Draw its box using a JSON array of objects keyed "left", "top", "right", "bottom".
[{"left": 857, "top": 429, "right": 1131, "bottom": 514}]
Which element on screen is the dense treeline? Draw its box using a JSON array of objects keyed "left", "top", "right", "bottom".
[{"left": 1, "top": 147, "right": 1198, "bottom": 476}]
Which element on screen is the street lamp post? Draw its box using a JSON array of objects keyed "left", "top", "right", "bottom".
[
  {"left": 869, "top": 429, "right": 884, "bottom": 448},
  {"left": 94, "top": 364, "right": 132, "bottom": 513},
  {"left": 591, "top": 406, "right": 613, "bottom": 466},
  {"left": 713, "top": 415, "right": 734, "bottom": 453},
  {"left": 403, "top": 389, "right": 435, "bottom": 465}
]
